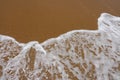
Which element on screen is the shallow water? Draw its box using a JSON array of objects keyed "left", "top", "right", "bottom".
[
  {"left": 0, "top": 0, "right": 120, "bottom": 42},
  {"left": 0, "top": 13, "right": 120, "bottom": 80}
]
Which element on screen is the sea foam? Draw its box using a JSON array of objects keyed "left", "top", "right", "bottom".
[{"left": 0, "top": 13, "right": 120, "bottom": 80}]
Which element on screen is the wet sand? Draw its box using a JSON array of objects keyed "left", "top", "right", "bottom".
[{"left": 0, "top": 0, "right": 120, "bottom": 42}]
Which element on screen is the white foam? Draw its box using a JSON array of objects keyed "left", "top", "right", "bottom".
[{"left": 0, "top": 13, "right": 120, "bottom": 80}]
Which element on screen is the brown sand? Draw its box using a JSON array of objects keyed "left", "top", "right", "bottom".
[{"left": 0, "top": 0, "right": 120, "bottom": 42}]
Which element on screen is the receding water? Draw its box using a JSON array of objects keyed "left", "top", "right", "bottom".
[{"left": 0, "top": 13, "right": 120, "bottom": 80}]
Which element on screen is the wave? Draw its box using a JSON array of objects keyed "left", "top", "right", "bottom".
[{"left": 0, "top": 13, "right": 120, "bottom": 80}]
